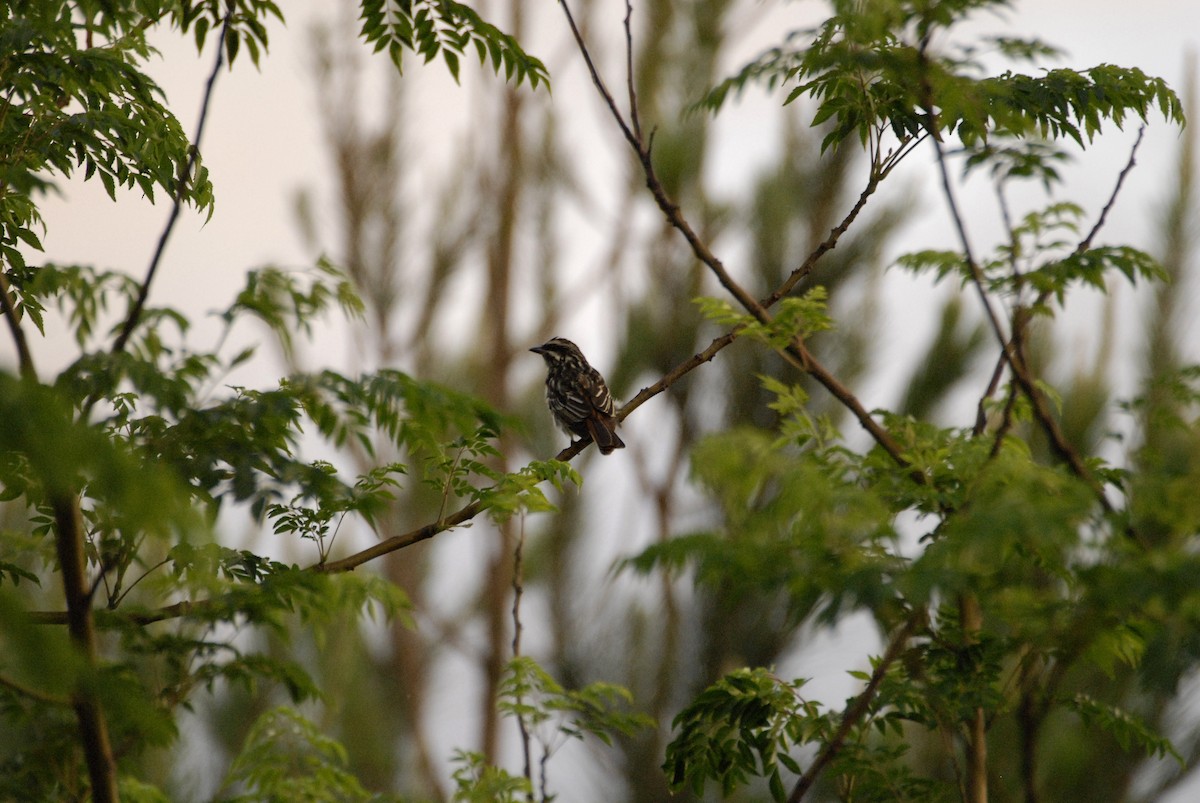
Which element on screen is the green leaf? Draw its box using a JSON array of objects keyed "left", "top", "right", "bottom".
[
  {"left": 1066, "top": 694, "right": 1183, "bottom": 764},
  {"left": 358, "top": 0, "right": 549, "bottom": 89}
]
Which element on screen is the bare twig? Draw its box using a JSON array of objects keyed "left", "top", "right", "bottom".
[
  {"left": 511, "top": 516, "right": 534, "bottom": 799},
  {"left": 111, "top": 555, "right": 172, "bottom": 608},
  {"left": 760, "top": 175, "right": 882, "bottom": 308},
  {"left": 974, "top": 126, "right": 1148, "bottom": 439},
  {"left": 110, "top": 10, "right": 233, "bottom": 356},
  {"left": 1079, "top": 125, "right": 1146, "bottom": 253},
  {"left": 622, "top": 0, "right": 642, "bottom": 143}
]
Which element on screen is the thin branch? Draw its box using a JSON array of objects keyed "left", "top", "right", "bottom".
[
  {"left": 788, "top": 614, "right": 921, "bottom": 802},
  {"left": 511, "top": 516, "right": 534, "bottom": 799},
  {"left": 759, "top": 173, "right": 882, "bottom": 308},
  {"left": 974, "top": 126, "right": 1148, "bottom": 438},
  {"left": 556, "top": 0, "right": 641, "bottom": 156},
  {"left": 0, "top": 268, "right": 37, "bottom": 381},
  {"left": 318, "top": 329, "right": 737, "bottom": 575},
  {"left": 919, "top": 102, "right": 1011, "bottom": 358},
  {"left": 622, "top": 0, "right": 642, "bottom": 143},
  {"left": 111, "top": 555, "right": 172, "bottom": 608},
  {"left": 1079, "top": 125, "right": 1146, "bottom": 253},
  {"left": 110, "top": 10, "right": 233, "bottom": 356},
  {"left": 559, "top": 0, "right": 912, "bottom": 472},
  {"left": 919, "top": 77, "right": 1110, "bottom": 512}
]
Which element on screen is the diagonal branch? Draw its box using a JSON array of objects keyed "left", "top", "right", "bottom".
[
  {"left": 557, "top": 0, "right": 912, "bottom": 470},
  {"left": 317, "top": 328, "right": 740, "bottom": 574},
  {"left": 918, "top": 76, "right": 1111, "bottom": 513},
  {"left": 110, "top": 10, "right": 233, "bottom": 356},
  {"left": 975, "top": 126, "right": 1148, "bottom": 440},
  {"left": 788, "top": 613, "right": 922, "bottom": 802},
  {"left": 0, "top": 671, "right": 70, "bottom": 706}
]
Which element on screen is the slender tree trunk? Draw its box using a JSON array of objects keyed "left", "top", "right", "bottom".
[
  {"left": 53, "top": 494, "right": 118, "bottom": 803},
  {"left": 1018, "top": 688, "right": 1040, "bottom": 803},
  {"left": 961, "top": 593, "right": 988, "bottom": 803},
  {"left": 479, "top": 0, "right": 525, "bottom": 757}
]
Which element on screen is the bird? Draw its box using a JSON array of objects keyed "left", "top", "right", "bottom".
[{"left": 530, "top": 337, "right": 625, "bottom": 455}]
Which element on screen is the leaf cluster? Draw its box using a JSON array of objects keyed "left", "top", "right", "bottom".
[
  {"left": 219, "top": 706, "right": 378, "bottom": 802},
  {"left": 359, "top": 0, "right": 548, "bottom": 88},
  {"left": 500, "top": 656, "right": 653, "bottom": 750},
  {"left": 896, "top": 201, "right": 1167, "bottom": 309},
  {"left": 696, "top": 288, "right": 833, "bottom": 348},
  {"left": 665, "top": 668, "right": 826, "bottom": 800},
  {"left": 697, "top": 0, "right": 1183, "bottom": 156}
]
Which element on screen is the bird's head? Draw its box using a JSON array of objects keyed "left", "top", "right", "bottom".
[{"left": 530, "top": 337, "right": 582, "bottom": 364}]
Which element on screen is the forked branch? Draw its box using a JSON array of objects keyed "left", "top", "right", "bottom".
[{"left": 556, "top": 0, "right": 911, "bottom": 469}]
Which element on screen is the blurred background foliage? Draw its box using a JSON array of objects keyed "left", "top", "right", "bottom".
[
  {"left": 1, "top": 0, "right": 1198, "bottom": 801},
  {"left": 188, "top": 2, "right": 1197, "bottom": 800}
]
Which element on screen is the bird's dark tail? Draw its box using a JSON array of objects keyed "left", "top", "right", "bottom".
[{"left": 586, "top": 417, "right": 626, "bottom": 455}]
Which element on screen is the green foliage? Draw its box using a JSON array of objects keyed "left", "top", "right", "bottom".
[
  {"left": 896, "top": 201, "right": 1167, "bottom": 308},
  {"left": 0, "top": 3, "right": 213, "bottom": 266},
  {"left": 450, "top": 750, "right": 533, "bottom": 803},
  {"left": 480, "top": 459, "right": 582, "bottom": 521},
  {"left": 1065, "top": 694, "right": 1183, "bottom": 764},
  {"left": 500, "top": 656, "right": 653, "bottom": 748},
  {"left": 629, "top": 425, "right": 903, "bottom": 626},
  {"left": 358, "top": 0, "right": 549, "bottom": 87},
  {"left": 1, "top": 0, "right": 1194, "bottom": 799},
  {"left": 0, "top": 256, "right": 508, "bottom": 795},
  {"left": 175, "top": 0, "right": 285, "bottom": 67},
  {"left": 219, "top": 706, "right": 378, "bottom": 802},
  {"left": 697, "top": 0, "right": 1183, "bottom": 155},
  {"left": 664, "top": 668, "right": 826, "bottom": 800},
  {"left": 696, "top": 287, "right": 834, "bottom": 347},
  {"left": 227, "top": 260, "right": 365, "bottom": 360},
  {"left": 637, "top": 392, "right": 1198, "bottom": 798}
]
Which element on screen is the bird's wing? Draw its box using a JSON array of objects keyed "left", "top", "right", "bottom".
[{"left": 579, "top": 369, "right": 615, "bottom": 416}]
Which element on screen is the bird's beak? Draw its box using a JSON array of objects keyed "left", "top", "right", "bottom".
[{"left": 530, "top": 345, "right": 545, "bottom": 354}]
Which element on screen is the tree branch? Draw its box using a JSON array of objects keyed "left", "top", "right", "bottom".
[
  {"left": 974, "top": 126, "right": 1148, "bottom": 440},
  {"left": 0, "top": 671, "right": 70, "bottom": 706},
  {"left": 51, "top": 493, "right": 118, "bottom": 803},
  {"left": 110, "top": 9, "right": 232, "bottom": 356},
  {"left": 788, "top": 614, "right": 921, "bottom": 802},
  {"left": 557, "top": 0, "right": 911, "bottom": 471},
  {"left": 919, "top": 76, "right": 1111, "bottom": 514},
  {"left": 0, "top": 268, "right": 37, "bottom": 381}
]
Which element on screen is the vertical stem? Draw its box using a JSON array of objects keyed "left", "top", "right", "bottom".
[
  {"left": 1017, "top": 689, "right": 1040, "bottom": 803},
  {"left": 960, "top": 593, "right": 988, "bottom": 803},
  {"left": 510, "top": 519, "right": 535, "bottom": 799},
  {"left": 0, "top": 269, "right": 37, "bottom": 381},
  {"left": 52, "top": 494, "right": 118, "bottom": 803},
  {"left": 480, "top": 0, "right": 525, "bottom": 761}
]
